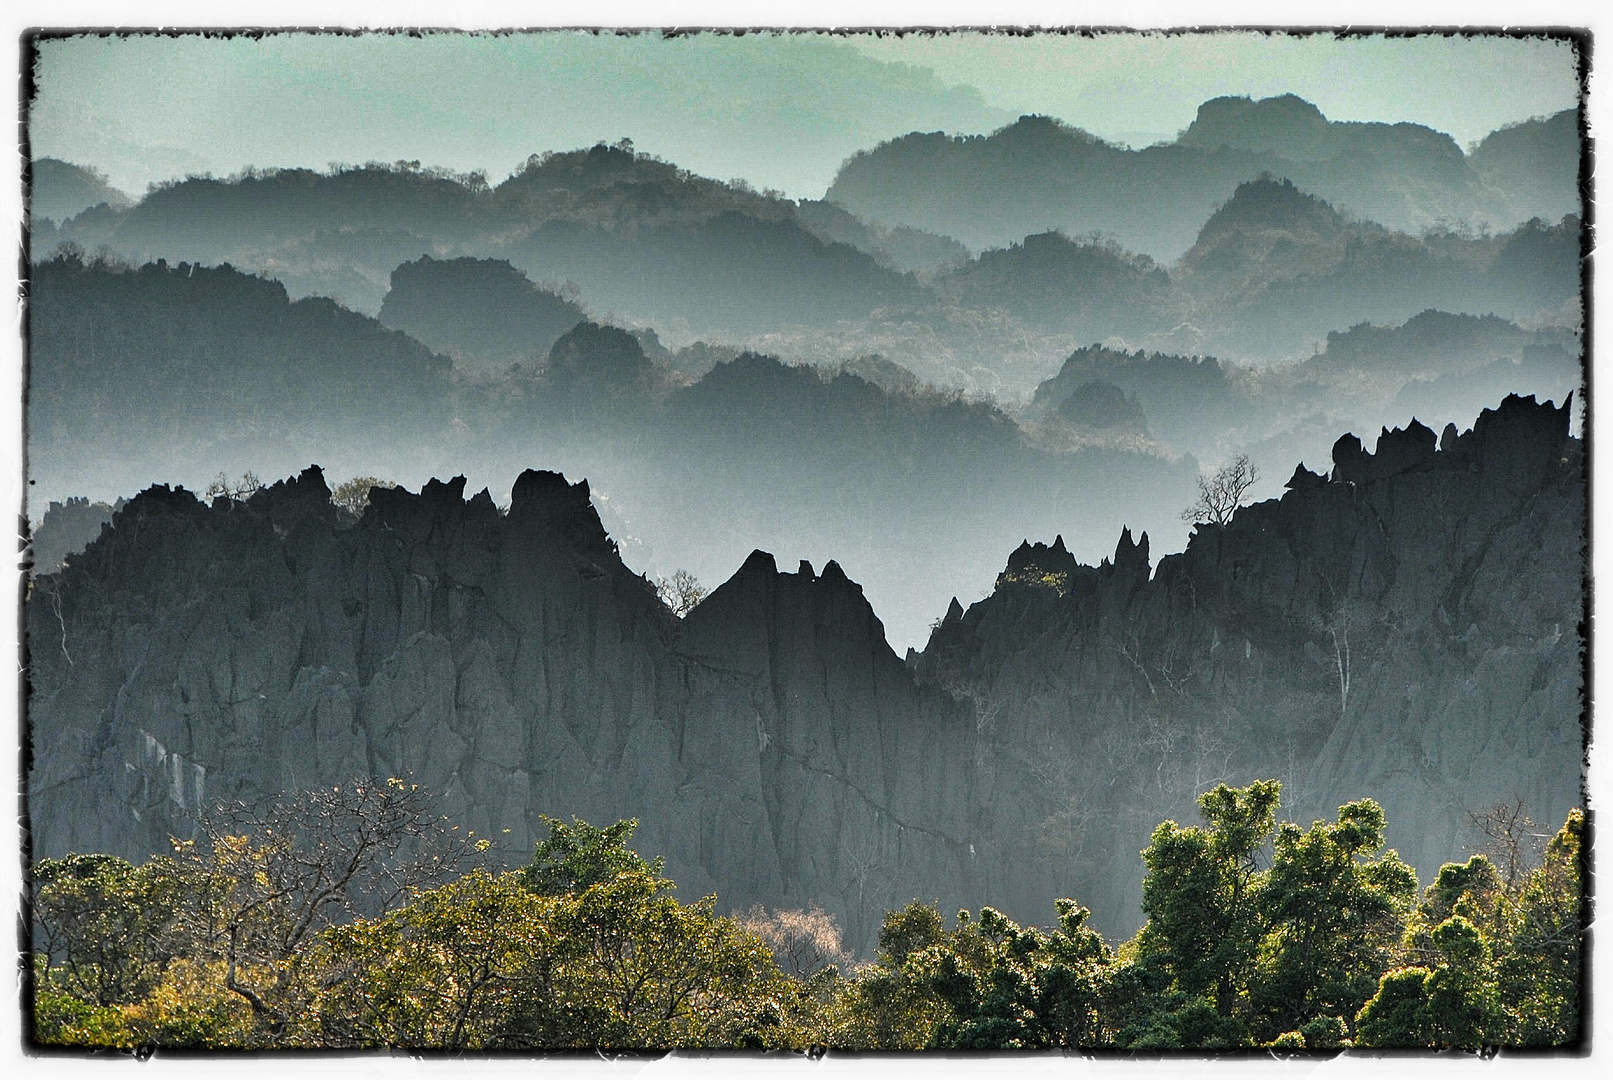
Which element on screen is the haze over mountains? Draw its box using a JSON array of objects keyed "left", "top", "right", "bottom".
[
  {"left": 828, "top": 96, "right": 1580, "bottom": 259},
  {"left": 24, "top": 73, "right": 1587, "bottom": 970},
  {"left": 36, "top": 95, "right": 1580, "bottom": 394},
  {"left": 29, "top": 251, "right": 1205, "bottom": 649},
  {"left": 15, "top": 27, "right": 1595, "bottom": 1057},
  {"left": 27, "top": 91, "right": 1584, "bottom": 648}
]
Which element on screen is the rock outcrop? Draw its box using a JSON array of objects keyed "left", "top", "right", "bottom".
[
  {"left": 914, "top": 394, "right": 1584, "bottom": 931},
  {"left": 26, "top": 466, "right": 980, "bottom": 952},
  {"left": 26, "top": 394, "right": 1583, "bottom": 943}
]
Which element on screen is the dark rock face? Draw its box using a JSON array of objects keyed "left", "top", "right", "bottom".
[
  {"left": 26, "top": 395, "right": 1583, "bottom": 943},
  {"left": 28, "top": 496, "right": 123, "bottom": 575},
  {"left": 914, "top": 394, "right": 1584, "bottom": 932},
  {"left": 26, "top": 467, "right": 979, "bottom": 952}
]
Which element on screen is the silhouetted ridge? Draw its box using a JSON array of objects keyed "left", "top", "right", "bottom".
[
  {"left": 1001, "top": 534, "right": 1078, "bottom": 583},
  {"left": 1105, "top": 526, "right": 1151, "bottom": 588},
  {"left": 29, "top": 467, "right": 984, "bottom": 951},
  {"left": 28, "top": 391, "right": 1581, "bottom": 944},
  {"left": 912, "top": 394, "right": 1580, "bottom": 932},
  {"left": 30, "top": 158, "right": 132, "bottom": 223},
  {"left": 1191, "top": 176, "right": 1352, "bottom": 247},
  {"left": 378, "top": 255, "right": 588, "bottom": 371}
]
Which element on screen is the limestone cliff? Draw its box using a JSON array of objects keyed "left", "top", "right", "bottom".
[
  {"left": 915, "top": 394, "right": 1584, "bottom": 931},
  {"left": 26, "top": 395, "right": 1583, "bottom": 943},
  {"left": 26, "top": 467, "right": 979, "bottom": 952}
]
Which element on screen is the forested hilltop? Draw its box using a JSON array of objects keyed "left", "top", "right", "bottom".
[
  {"left": 827, "top": 96, "right": 1580, "bottom": 258},
  {"left": 36, "top": 92, "right": 1582, "bottom": 395},
  {"left": 31, "top": 785, "right": 1583, "bottom": 1050}
]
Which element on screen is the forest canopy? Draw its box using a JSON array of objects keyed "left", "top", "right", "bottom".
[{"left": 30, "top": 781, "right": 1582, "bottom": 1052}]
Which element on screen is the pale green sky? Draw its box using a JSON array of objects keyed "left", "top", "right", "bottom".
[
  {"left": 28, "top": 30, "right": 1581, "bottom": 200},
  {"left": 850, "top": 32, "right": 1581, "bottom": 149}
]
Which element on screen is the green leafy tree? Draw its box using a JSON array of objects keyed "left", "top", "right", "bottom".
[
  {"left": 1252, "top": 799, "right": 1418, "bottom": 1039},
  {"left": 522, "top": 815, "right": 665, "bottom": 895},
  {"left": 307, "top": 819, "right": 796, "bottom": 1050},
  {"left": 1355, "top": 966, "right": 1432, "bottom": 1046},
  {"left": 834, "top": 897, "right": 1114, "bottom": 1050},
  {"left": 1494, "top": 809, "right": 1582, "bottom": 1044},
  {"left": 307, "top": 868, "right": 559, "bottom": 1048},
  {"left": 831, "top": 901, "right": 951, "bottom": 1048},
  {"left": 1135, "top": 780, "right": 1280, "bottom": 1023},
  {"left": 1355, "top": 916, "right": 1501, "bottom": 1048},
  {"left": 32, "top": 853, "right": 197, "bottom": 1010},
  {"left": 928, "top": 900, "right": 1114, "bottom": 1049},
  {"left": 1421, "top": 916, "right": 1503, "bottom": 1047},
  {"left": 1356, "top": 808, "right": 1583, "bottom": 1048}
]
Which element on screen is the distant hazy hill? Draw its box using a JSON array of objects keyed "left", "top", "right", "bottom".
[
  {"left": 1178, "top": 93, "right": 1460, "bottom": 165},
  {"left": 1173, "top": 178, "right": 1581, "bottom": 358},
  {"left": 29, "top": 158, "right": 132, "bottom": 225},
  {"left": 1468, "top": 110, "right": 1583, "bottom": 228},
  {"left": 1311, "top": 310, "right": 1581, "bottom": 440},
  {"left": 42, "top": 134, "right": 1581, "bottom": 397},
  {"left": 378, "top": 256, "right": 589, "bottom": 373},
  {"left": 937, "top": 231, "right": 1173, "bottom": 336},
  {"left": 826, "top": 97, "right": 1579, "bottom": 259},
  {"left": 897, "top": 178, "right": 1579, "bottom": 366},
  {"left": 1024, "top": 300, "right": 1580, "bottom": 485},
  {"left": 28, "top": 254, "right": 457, "bottom": 500},
  {"left": 1030, "top": 346, "right": 1243, "bottom": 445},
  {"left": 1311, "top": 309, "right": 1567, "bottom": 375},
  {"left": 51, "top": 144, "right": 934, "bottom": 334},
  {"left": 794, "top": 199, "right": 968, "bottom": 276},
  {"left": 503, "top": 210, "right": 927, "bottom": 335}
]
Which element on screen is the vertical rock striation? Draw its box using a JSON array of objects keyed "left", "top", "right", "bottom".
[
  {"left": 27, "top": 466, "right": 977, "bottom": 952},
  {"left": 914, "top": 394, "right": 1584, "bottom": 931},
  {"left": 26, "top": 395, "right": 1583, "bottom": 944}
]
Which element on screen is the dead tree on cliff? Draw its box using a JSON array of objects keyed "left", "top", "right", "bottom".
[{"left": 1181, "top": 454, "right": 1259, "bottom": 526}]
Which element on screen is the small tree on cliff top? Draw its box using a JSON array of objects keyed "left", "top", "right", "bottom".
[{"left": 1181, "top": 454, "right": 1258, "bottom": 527}]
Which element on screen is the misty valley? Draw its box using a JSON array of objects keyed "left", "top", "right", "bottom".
[{"left": 23, "top": 70, "right": 1587, "bottom": 1054}]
